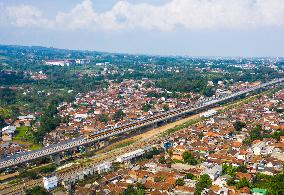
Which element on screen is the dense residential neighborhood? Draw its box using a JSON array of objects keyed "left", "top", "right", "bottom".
[
  {"left": 58, "top": 89, "right": 284, "bottom": 194},
  {"left": 0, "top": 44, "right": 283, "bottom": 194},
  {"left": 1, "top": 0, "right": 284, "bottom": 193},
  {"left": 1, "top": 78, "right": 261, "bottom": 156}
]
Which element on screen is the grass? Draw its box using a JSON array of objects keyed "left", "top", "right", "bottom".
[
  {"left": 7, "top": 178, "right": 21, "bottom": 185},
  {"left": 13, "top": 126, "right": 42, "bottom": 150},
  {"left": 0, "top": 107, "right": 12, "bottom": 118},
  {"left": 81, "top": 150, "right": 96, "bottom": 157},
  {"left": 162, "top": 118, "right": 203, "bottom": 136},
  {"left": 172, "top": 159, "right": 184, "bottom": 164},
  {"left": 14, "top": 126, "right": 29, "bottom": 140},
  {"left": 78, "top": 174, "right": 101, "bottom": 186},
  {"left": 114, "top": 140, "right": 135, "bottom": 149},
  {"left": 29, "top": 144, "right": 43, "bottom": 150}
]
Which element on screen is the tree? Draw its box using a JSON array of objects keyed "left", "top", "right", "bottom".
[
  {"left": 242, "top": 138, "right": 252, "bottom": 145},
  {"left": 236, "top": 178, "right": 250, "bottom": 189},
  {"left": 185, "top": 173, "right": 195, "bottom": 179},
  {"left": 222, "top": 164, "right": 238, "bottom": 177},
  {"left": 142, "top": 103, "right": 152, "bottom": 112},
  {"left": 197, "top": 132, "right": 204, "bottom": 139},
  {"left": 237, "top": 164, "right": 247, "bottom": 173},
  {"left": 39, "top": 165, "right": 56, "bottom": 173},
  {"left": 252, "top": 173, "right": 284, "bottom": 194},
  {"left": 159, "top": 156, "right": 166, "bottom": 164},
  {"left": 233, "top": 121, "right": 246, "bottom": 131},
  {"left": 19, "top": 170, "right": 39, "bottom": 180},
  {"left": 176, "top": 178, "right": 185, "bottom": 186},
  {"left": 195, "top": 174, "right": 212, "bottom": 195},
  {"left": 182, "top": 151, "right": 198, "bottom": 165},
  {"left": 33, "top": 100, "right": 60, "bottom": 143},
  {"left": 99, "top": 114, "right": 109, "bottom": 124},
  {"left": 163, "top": 104, "right": 169, "bottom": 111},
  {"left": 250, "top": 124, "right": 263, "bottom": 141},
  {"left": 124, "top": 185, "right": 145, "bottom": 195},
  {"left": 271, "top": 130, "right": 284, "bottom": 141},
  {"left": 0, "top": 88, "right": 17, "bottom": 106},
  {"left": 0, "top": 115, "right": 5, "bottom": 128},
  {"left": 227, "top": 177, "right": 236, "bottom": 186},
  {"left": 203, "top": 87, "right": 215, "bottom": 97},
  {"left": 136, "top": 183, "right": 146, "bottom": 190},
  {"left": 25, "top": 186, "right": 50, "bottom": 195},
  {"left": 113, "top": 109, "right": 125, "bottom": 122}
]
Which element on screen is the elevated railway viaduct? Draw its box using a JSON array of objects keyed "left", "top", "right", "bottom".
[{"left": 0, "top": 78, "right": 283, "bottom": 170}]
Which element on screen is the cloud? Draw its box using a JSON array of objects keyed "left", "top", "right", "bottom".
[
  {"left": 2, "top": 0, "right": 284, "bottom": 31},
  {"left": 54, "top": 0, "right": 123, "bottom": 30},
  {"left": 5, "top": 5, "right": 51, "bottom": 27}
]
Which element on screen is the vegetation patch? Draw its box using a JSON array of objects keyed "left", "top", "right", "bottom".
[
  {"left": 14, "top": 126, "right": 29, "bottom": 140},
  {"left": 114, "top": 140, "right": 135, "bottom": 149},
  {"left": 29, "top": 144, "right": 43, "bottom": 150}
]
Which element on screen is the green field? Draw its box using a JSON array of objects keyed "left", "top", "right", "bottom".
[
  {"left": 115, "top": 140, "right": 135, "bottom": 149},
  {"left": 29, "top": 145, "right": 43, "bottom": 150},
  {"left": 14, "top": 126, "right": 29, "bottom": 140},
  {"left": 14, "top": 126, "right": 43, "bottom": 150}
]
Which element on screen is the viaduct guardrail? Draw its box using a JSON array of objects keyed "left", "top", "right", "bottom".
[{"left": 0, "top": 78, "right": 283, "bottom": 170}]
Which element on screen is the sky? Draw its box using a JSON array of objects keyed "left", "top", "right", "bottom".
[{"left": 0, "top": 0, "right": 284, "bottom": 57}]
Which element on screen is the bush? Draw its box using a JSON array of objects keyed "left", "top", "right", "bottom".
[
  {"left": 176, "top": 178, "right": 185, "bottom": 186},
  {"left": 25, "top": 186, "right": 50, "bottom": 195},
  {"left": 19, "top": 170, "right": 39, "bottom": 180},
  {"left": 182, "top": 151, "right": 198, "bottom": 165},
  {"left": 185, "top": 173, "right": 195, "bottom": 179}
]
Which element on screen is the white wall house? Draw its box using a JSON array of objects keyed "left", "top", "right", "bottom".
[
  {"left": 203, "top": 165, "right": 222, "bottom": 181},
  {"left": 252, "top": 142, "right": 266, "bottom": 156},
  {"left": 96, "top": 162, "right": 112, "bottom": 174},
  {"left": 75, "top": 59, "right": 90, "bottom": 65},
  {"left": 44, "top": 60, "right": 69, "bottom": 66},
  {"left": 145, "top": 162, "right": 158, "bottom": 173},
  {"left": 2, "top": 126, "right": 16, "bottom": 134},
  {"left": 200, "top": 109, "right": 217, "bottom": 118},
  {"left": 1, "top": 126, "right": 16, "bottom": 141},
  {"left": 74, "top": 113, "right": 88, "bottom": 119},
  {"left": 43, "top": 176, "right": 58, "bottom": 191},
  {"left": 116, "top": 149, "right": 144, "bottom": 163}
]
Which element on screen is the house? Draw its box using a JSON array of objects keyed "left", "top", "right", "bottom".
[
  {"left": 235, "top": 172, "right": 253, "bottom": 182},
  {"left": 96, "top": 162, "right": 112, "bottom": 174},
  {"left": 203, "top": 165, "right": 222, "bottom": 181},
  {"left": 145, "top": 162, "right": 159, "bottom": 173},
  {"left": 74, "top": 112, "right": 88, "bottom": 121},
  {"left": 125, "top": 176, "right": 136, "bottom": 184},
  {"left": 280, "top": 136, "right": 284, "bottom": 143},
  {"left": 237, "top": 150, "right": 248, "bottom": 161},
  {"left": 174, "top": 186, "right": 195, "bottom": 195},
  {"left": 172, "top": 145, "right": 186, "bottom": 161},
  {"left": 252, "top": 141, "right": 266, "bottom": 155},
  {"left": 210, "top": 185, "right": 223, "bottom": 194},
  {"left": 2, "top": 126, "right": 16, "bottom": 135},
  {"left": 18, "top": 114, "right": 35, "bottom": 121},
  {"left": 200, "top": 109, "right": 217, "bottom": 118},
  {"left": 16, "top": 114, "right": 35, "bottom": 127},
  {"left": 1, "top": 126, "right": 16, "bottom": 141},
  {"left": 116, "top": 149, "right": 144, "bottom": 162},
  {"left": 44, "top": 60, "right": 69, "bottom": 66},
  {"left": 213, "top": 175, "right": 231, "bottom": 188},
  {"left": 43, "top": 176, "right": 58, "bottom": 190}
]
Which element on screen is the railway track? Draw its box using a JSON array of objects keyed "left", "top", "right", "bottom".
[
  {"left": 1, "top": 79, "right": 284, "bottom": 195},
  {"left": 0, "top": 78, "right": 283, "bottom": 170}
]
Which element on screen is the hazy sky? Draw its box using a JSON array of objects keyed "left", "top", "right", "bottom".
[{"left": 0, "top": 0, "right": 284, "bottom": 57}]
